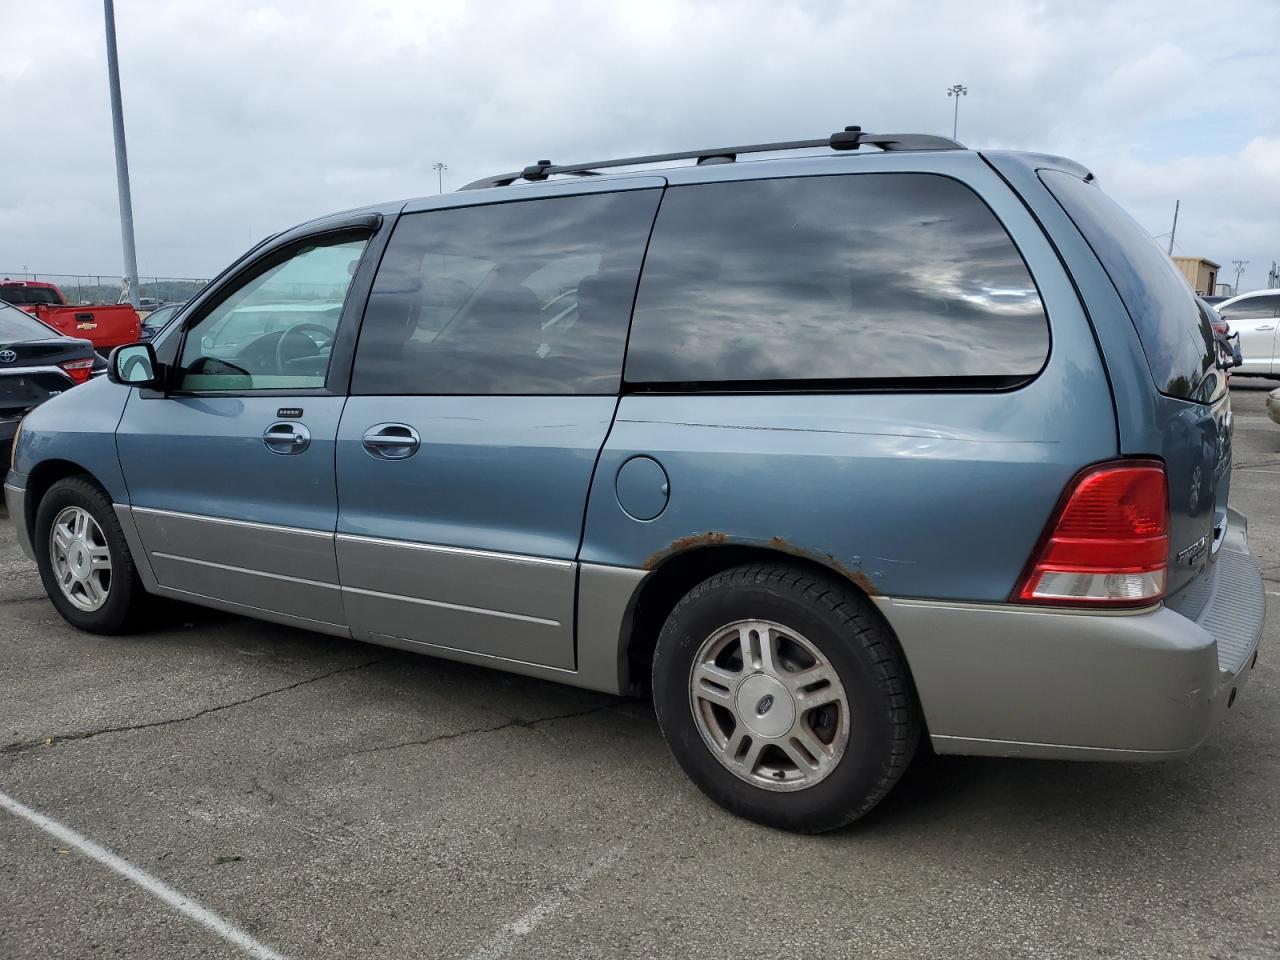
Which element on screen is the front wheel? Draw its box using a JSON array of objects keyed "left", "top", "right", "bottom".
[
  {"left": 652, "top": 564, "right": 920, "bottom": 832},
  {"left": 33, "top": 476, "right": 146, "bottom": 634}
]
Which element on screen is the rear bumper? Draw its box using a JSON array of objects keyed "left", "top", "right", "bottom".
[
  {"left": 875, "top": 507, "right": 1265, "bottom": 760},
  {"left": 4, "top": 472, "right": 33, "bottom": 560}
]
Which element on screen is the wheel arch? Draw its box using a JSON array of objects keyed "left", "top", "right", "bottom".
[
  {"left": 24, "top": 459, "right": 102, "bottom": 535},
  {"left": 621, "top": 543, "right": 890, "bottom": 693}
]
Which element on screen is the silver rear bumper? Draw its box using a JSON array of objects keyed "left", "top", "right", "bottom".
[{"left": 875, "top": 508, "right": 1264, "bottom": 760}]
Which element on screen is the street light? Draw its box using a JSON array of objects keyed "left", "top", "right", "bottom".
[
  {"left": 946, "top": 83, "right": 968, "bottom": 140},
  {"left": 432, "top": 162, "right": 448, "bottom": 195},
  {"left": 103, "top": 0, "right": 140, "bottom": 309}
]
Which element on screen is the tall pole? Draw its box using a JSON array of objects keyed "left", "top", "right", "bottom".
[
  {"left": 1232, "top": 259, "right": 1248, "bottom": 294},
  {"left": 433, "top": 161, "right": 448, "bottom": 194},
  {"left": 103, "top": 0, "right": 140, "bottom": 309},
  {"left": 1166, "top": 200, "right": 1179, "bottom": 256},
  {"left": 946, "top": 84, "right": 968, "bottom": 140}
]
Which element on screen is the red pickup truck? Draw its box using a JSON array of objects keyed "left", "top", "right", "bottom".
[{"left": 0, "top": 281, "right": 141, "bottom": 353}]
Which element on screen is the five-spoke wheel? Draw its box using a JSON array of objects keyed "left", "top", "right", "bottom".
[
  {"left": 34, "top": 476, "right": 145, "bottom": 634},
  {"left": 653, "top": 563, "right": 920, "bottom": 832},
  {"left": 48, "top": 505, "right": 113, "bottom": 611},
  {"left": 690, "top": 619, "right": 849, "bottom": 791}
]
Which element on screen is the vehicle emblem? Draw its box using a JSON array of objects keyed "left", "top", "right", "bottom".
[
  {"left": 1176, "top": 534, "right": 1208, "bottom": 568},
  {"left": 755, "top": 694, "right": 775, "bottom": 716},
  {"left": 0, "top": 350, "right": 16, "bottom": 363}
]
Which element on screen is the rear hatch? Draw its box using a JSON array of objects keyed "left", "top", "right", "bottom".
[{"left": 1040, "top": 170, "right": 1228, "bottom": 601}]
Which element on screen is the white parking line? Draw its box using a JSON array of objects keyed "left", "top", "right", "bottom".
[
  {"left": 0, "top": 788, "right": 291, "bottom": 960},
  {"left": 463, "top": 843, "right": 629, "bottom": 960}
]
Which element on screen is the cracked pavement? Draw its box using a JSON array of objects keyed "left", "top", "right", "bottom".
[{"left": 1, "top": 380, "right": 1279, "bottom": 960}]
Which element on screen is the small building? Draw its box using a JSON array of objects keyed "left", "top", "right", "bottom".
[{"left": 1172, "top": 256, "right": 1220, "bottom": 296}]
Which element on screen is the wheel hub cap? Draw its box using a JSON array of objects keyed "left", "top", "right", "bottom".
[{"left": 736, "top": 674, "right": 794, "bottom": 739}]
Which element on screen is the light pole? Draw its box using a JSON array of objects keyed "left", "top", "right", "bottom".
[
  {"left": 946, "top": 83, "right": 968, "bottom": 140},
  {"left": 433, "top": 162, "right": 448, "bottom": 194},
  {"left": 103, "top": 0, "right": 140, "bottom": 309}
]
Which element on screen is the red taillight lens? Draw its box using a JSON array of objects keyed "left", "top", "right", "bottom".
[
  {"left": 1013, "top": 460, "right": 1169, "bottom": 607},
  {"left": 59, "top": 358, "right": 95, "bottom": 385}
]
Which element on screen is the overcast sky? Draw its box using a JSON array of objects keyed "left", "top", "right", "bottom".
[{"left": 3, "top": 0, "right": 1278, "bottom": 293}]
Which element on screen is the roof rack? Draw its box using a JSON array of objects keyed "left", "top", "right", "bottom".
[{"left": 459, "top": 126, "right": 965, "bottom": 190}]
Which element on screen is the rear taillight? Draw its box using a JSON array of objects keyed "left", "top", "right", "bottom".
[
  {"left": 59, "top": 358, "right": 96, "bottom": 385},
  {"left": 1013, "top": 460, "right": 1169, "bottom": 607}
]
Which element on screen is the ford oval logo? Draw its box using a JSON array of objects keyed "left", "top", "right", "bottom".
[
  {"left": 755, "top": 694, "right": 775, "bottom": 716},
  {"left": 0, "top": 350, "right": 16, "bottom": 363}
]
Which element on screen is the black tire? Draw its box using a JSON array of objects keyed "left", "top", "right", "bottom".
[
  {"left": 33, "top": 476, "right": 147, "bottom": 634},
  {"left": 652, "top": 563, "right": 920, "bottom": 832}
]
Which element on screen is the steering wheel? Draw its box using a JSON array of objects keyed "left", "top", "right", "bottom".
[{"left": 274, "top": 323, "right": 333, "bottom": 374}]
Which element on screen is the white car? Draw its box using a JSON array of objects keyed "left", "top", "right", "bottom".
[
  {"left": 1217, "top": 290, "right": 1280, "bottom": 375},
  {"left": 1269, "top": 387, "right": 1280, "bottom": 425}
]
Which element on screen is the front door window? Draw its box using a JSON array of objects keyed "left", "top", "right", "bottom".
[{"left": 178, "top": 237, "right": 368, "bottom": 391}]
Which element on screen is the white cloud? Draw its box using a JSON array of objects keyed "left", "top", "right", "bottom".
[{"left": 1, "top": 0, "right": 1277, "bottom": 291}]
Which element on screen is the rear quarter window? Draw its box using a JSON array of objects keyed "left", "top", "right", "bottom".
[
  {"left": 624, "top": 173, "right": 1049, "bottom": 387},
  {"left": 0, "top": 302, "right": 57, "bottom": 340},
  {"left": 1040, "top": 169, "right": 1215, "bottom": 400}
]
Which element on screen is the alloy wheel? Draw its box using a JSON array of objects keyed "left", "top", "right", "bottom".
[
  {"left": 688, "top": 619, "right": 850, "bottom": 792},
  {"left": 49, "top": 506, "right": 112, "bottom": 612}
]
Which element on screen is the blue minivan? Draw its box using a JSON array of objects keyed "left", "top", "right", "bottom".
[{"left": 5, "top": 129, "right": 1265, "bottom": 831}]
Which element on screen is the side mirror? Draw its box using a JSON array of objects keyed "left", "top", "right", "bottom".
[{"left": 107, "top": 342, "right": 161, "bottom": 388}]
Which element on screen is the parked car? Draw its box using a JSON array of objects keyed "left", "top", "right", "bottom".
[
  {"left": 4, "top": 128, "right": 1264, "bottom": 832},
  {"left": 1216, "top": 289, "right": 1279, "bottom": 376},
  {"left": 1269, "top": 388, "right": 1280, "bottom": 425},
  {"left": 1201, "top": 295, "right": 1231, "bottom": 306},
  {"left": 0, "top": 280, "right": 141, "bottom": 355},
  {"left": 1199, "top": 297, "right": 1241, "bottom": 371},
  {"left": 0, "top": 300, "right": 103, "bottom": 462},
  {"left": 138, "top": 301, "right": 185, "bottom": 341}
]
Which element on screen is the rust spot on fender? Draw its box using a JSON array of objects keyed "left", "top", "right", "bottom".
[
  {"left": 643, "top": 531, "right": 728, "bottom": 570},
  {"left": 643, "top": 531, "right": 878, "bottom": 594},
  {"left": 767, "top": 535, "right": 880, "bottom": 595}
]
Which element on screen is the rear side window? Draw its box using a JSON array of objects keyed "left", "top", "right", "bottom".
[
  {"left": 1041, "top": 170, "right": 1215, "bottom": 400},
  {"left": 624, "top": 173, "right": 1048, "bottom": 386},
  {"left": 1219, "top": 295, "right": 1280, "bottom": 321},
  {"left": 353, "top": 190, "right": 660, "bottom": 395},
  {"left": 0, "top": 286, "right": 60, "bottom": 306},
  {"left": 0, "top": 302, "right": 56, "bottom": 340}
]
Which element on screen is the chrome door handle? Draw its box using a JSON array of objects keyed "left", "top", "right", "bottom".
[
  {"left": 362, "top": 423, "right": 420, "bottom": 460},
  {"left": 263, "top": 421, "right": 311, "bottom": 455}
]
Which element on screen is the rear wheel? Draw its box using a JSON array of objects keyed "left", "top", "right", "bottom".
[
  {"left": 652, "top": 563, "right": 920, "bottom": 832},
  {"left": 33, "top": 476, "right": 146, "bottom": 634}
]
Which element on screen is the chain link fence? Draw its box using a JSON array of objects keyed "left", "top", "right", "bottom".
[{"left": 0, "top": 272, "right": 210, "bottom": 306}]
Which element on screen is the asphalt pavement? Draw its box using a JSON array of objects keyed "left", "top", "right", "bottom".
[{"left": 2, "top": 380, "right": 1278, "bottom": 960}]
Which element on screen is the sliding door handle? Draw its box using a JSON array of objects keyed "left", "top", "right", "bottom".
[{"left": 362, "top": 423, "right": 421, "bottom": 460}]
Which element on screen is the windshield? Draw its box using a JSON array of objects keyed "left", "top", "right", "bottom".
[
  {"left": 0, "top": 301, "right": 57, "bottom": 340},
  {"left": 0, "top": 285, "right": 61, "bottom": 306}
]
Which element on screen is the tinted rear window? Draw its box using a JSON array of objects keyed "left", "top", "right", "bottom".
[
  {"left": 1040, "top": 170, "right": 1215, "bottom": 399},
  {"left": 353, "top": 190, "right": 659, "bottom": 395},
  {"left": 0, "top": 302, "right": 56, "bottom": 341},
  {"left": 0, "top": 286, "right": 60, "bottom": 306},
  {"left": 624, "top": 173, "right": 1049, "bottom": 386}
]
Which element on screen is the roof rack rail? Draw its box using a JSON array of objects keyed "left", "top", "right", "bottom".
[{"left": 459, "top": 126, "right": 965, "bottom": 190}]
